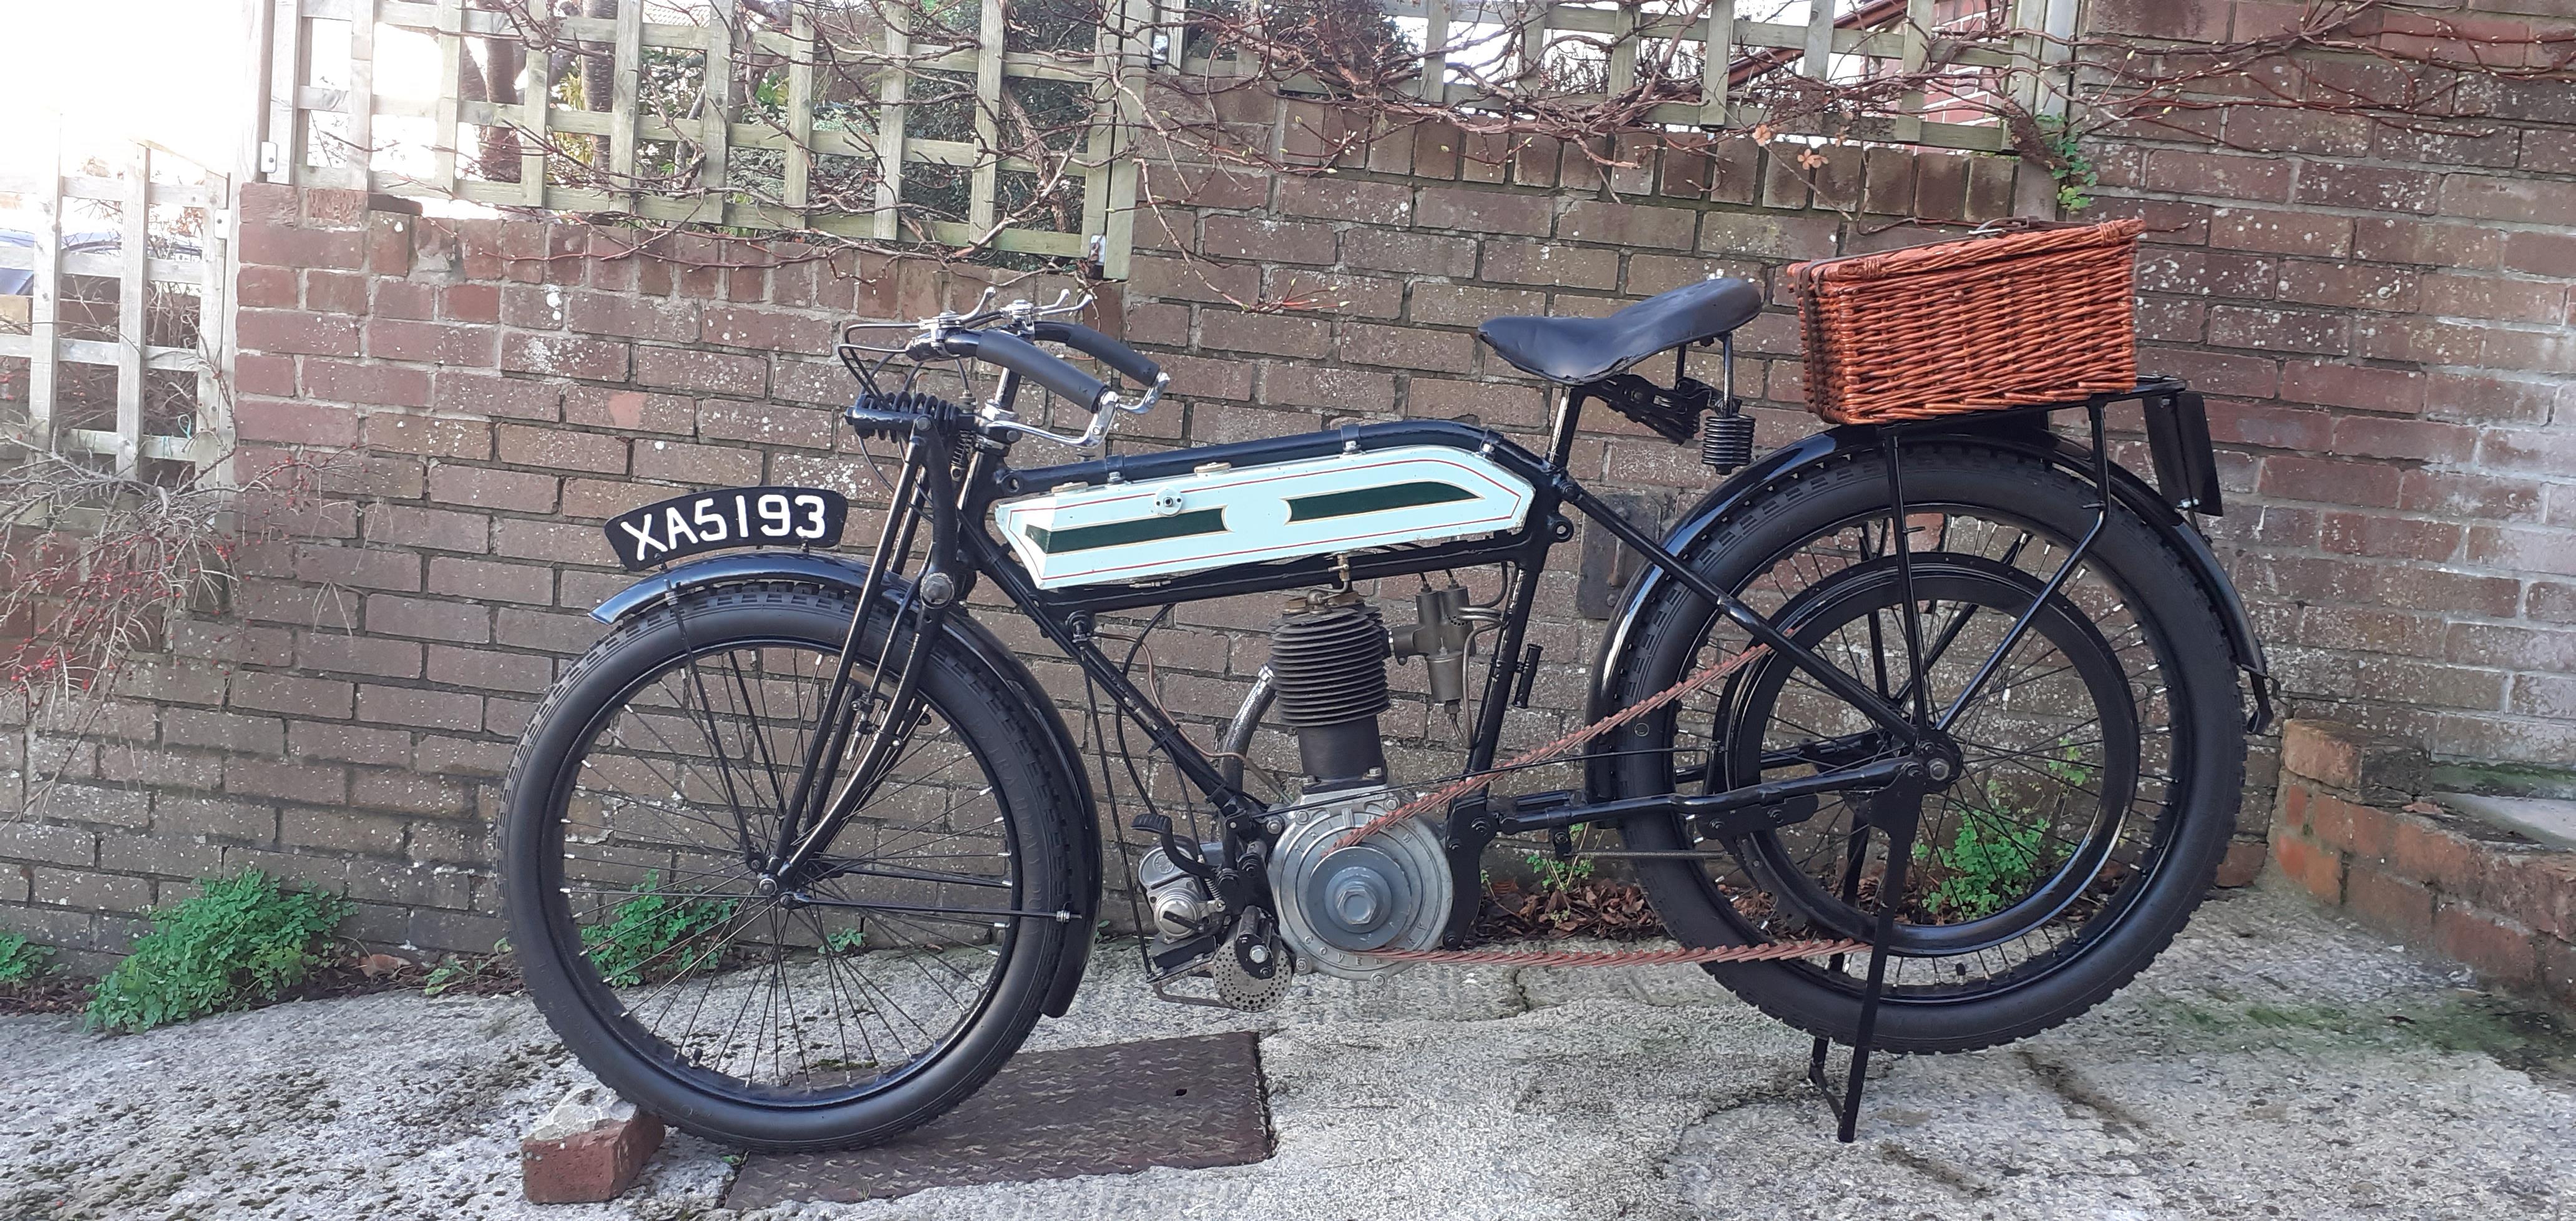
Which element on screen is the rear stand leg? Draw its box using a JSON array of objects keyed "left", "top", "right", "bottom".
[
  {"left": 1808, "top": 822, "right": 1873, "bottom": 1097},
  {"left": 1810, "top": 783, "right": 1923, "bottom": 1143}
]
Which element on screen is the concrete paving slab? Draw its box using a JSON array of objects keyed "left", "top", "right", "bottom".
[
  {"left": 2435, "top": 790, "right": 2576, "bottom": 851},
  {"left": 2, "top": 883, "right": 2571, "bottom": 1220}
]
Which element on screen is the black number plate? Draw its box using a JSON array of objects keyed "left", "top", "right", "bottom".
[{"left": 603, "top": 486, "right": 849, "bottom": 571}]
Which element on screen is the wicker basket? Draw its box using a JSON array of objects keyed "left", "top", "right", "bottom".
[{"left": 1789, "top": 219, "right": 2144, "bottom": 426}]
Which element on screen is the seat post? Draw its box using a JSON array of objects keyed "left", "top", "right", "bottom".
[{"left": 1546, "top": 384, "right": 1588, "bottom": 471}]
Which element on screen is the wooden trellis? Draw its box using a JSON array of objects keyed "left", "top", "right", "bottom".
[
  {"left": 256, "top": 0, "right": 1148, "bottom": 272},
  {"left": 249, "top": 1, "right": 2071, "bottom": 280},
  {"left": 0, "top": 132, "right": 231, "bottom": 475}
]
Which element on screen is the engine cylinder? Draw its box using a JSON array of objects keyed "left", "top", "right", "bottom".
[{"left": 1270, "top": 604, "right": 1390, "bottom": 788}]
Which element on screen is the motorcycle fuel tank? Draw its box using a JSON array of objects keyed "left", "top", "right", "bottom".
[{"left": 992, "top": 444, "right": 1535, "bottom": 590}]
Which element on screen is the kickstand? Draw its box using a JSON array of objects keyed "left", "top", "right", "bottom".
[{"left": 1807, "top": 782, "right": 1922, "bottom": 1143}]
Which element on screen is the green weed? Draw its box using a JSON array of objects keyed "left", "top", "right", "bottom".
[
  {"left": 0, "top": 933, "right": 53, "bottom": 984},
  {"left": 84, "top": 871, "right": 352, "bottom": 1033},
  {"left": 1918, "top": 738, "right": 2092, "bottom": 918},
  {"left": 1521, "top": 852, "right": 1596, "bottom": 893},
  {"left": 582, "top": 873, "right": 739, "bottom": 987}
]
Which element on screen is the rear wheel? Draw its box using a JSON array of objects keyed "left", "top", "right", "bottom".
[
  {"left": 501, "top": 584, "right": 1081, "bottom": 1150},
  {"left": 1604, "top": 444, "right": 2245, "bottom": 1053}
]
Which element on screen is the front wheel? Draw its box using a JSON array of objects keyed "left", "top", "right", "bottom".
[
  {"left": 500, "top": 583, "right": 1083, "bottom": 1150},
  {"left": 1604, "top": 443, "right": 2246, "bottom": 1054}
]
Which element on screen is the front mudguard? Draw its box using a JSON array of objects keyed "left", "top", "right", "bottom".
[
  {"left": 1583, "top": 419, "right": 2270, "bottom": 792},
  {"left": 590, "top": 551, "right": 1101, "bottom": 1017}
]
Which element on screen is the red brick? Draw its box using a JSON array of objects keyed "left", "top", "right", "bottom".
[
  {"left": 1557, "top": 200, "right": 1695, "bottom": 250},
  {"left": 2141, "top": 149, "right": 2290, "bottom": 202},
  {"left": 566, "top": 293, "right": 698, "bottom": 342},
  {"left": 235, "top": 265, "right": 299, "bottom": 308},
  {"left": 364, "top": 504, "right": 490, "bottom": 554},
  {"left": 1481, "top": 241, "right": 1619, "bottom": 290},
  {"left": 429, "top": 556, "right": 556, "bottom": 604},
  {"left": 700, "top": 306, "right": 832, "bottom": 353},
  {"left": 2271, "top": 827, "right": 2343, "bottom": 903},
  {"left": 2292, "top": 162, "right": 2436, "bottom": 213},
  {"left": 2257, "top": 455, "right": 2403, "bottom": 508},
  {"left": 238, "top": 309, "right": 363, "bottom": 356},
  {"left": 2478, "top": 428, "right": 2576, "bottom": 478},
  {"left": 631, "top": 440, "right": 764, "bottom": 486},
  {"left": 1415, "top": 185, "right": 1553, "bottom": 237},
  {"left": 2207, "top": 304, "right": 2348, "bottom": 355},
  {"left": 1198, "top": 215, "right": 1339, "bottom": 265},
  {"left": 1200, "top": 310, "right": 1330, "bottom": 359},
  {"left": 2275, "top": 360, "right": 2424, "bottom": 413},
  {"left": 1276, "top": 177, "right": 1411, "bottom": 225},
  {"left": 697, "top": 401, "right": 836, "bottom": 449},
  {"left": 2474, "top": 853, "right": 2576, "bottom": 941},
  {"left": 1340, "top": 324, "right": 1474, "bottom": 373},
  {"left": 1262, "top": 269, "right": 1403, "bottom": 320},
  {"left": 2381, "top": 566, "right": 2523, "bottom": 619},
  {"left": 366, "top": 594, "right": 492, "bottom": 643},
  {"left": 498, "top": 424, "right": 627, "bottom": 474},
  {"left": 232, "top": 671, "right": 355, "bottom": 718},
  {"left": 237, "top": 221, "right": 365, "bottom": 271},
  {"left": 2210, "top": 208, "right": 2351, "bottom": 257},
  {"left": 362, "top": 413, "right": 490, "bottom": 459},
  {"left": 2433, "top": 903, "right": 2538, "bottom": 987},
  {"left": 288, "top": 720, "right": 414, "bottom": 766},
  {"left": 356, "top": 685, "right": 485, "bottom": 732},
  {"left": 443, "top": 283, "right": 502, "bottom": 323},
  {"left": 305, "top": 271, "right": 369, "bottom": 316},
  {"left": 428, "top": 645, "right": 555, "bottom": 695},
  {"left": 2273, "top": 260, "right": 2417, "bottom": 312},
  {"left": 563, "top": 387, "right": 691, "bottom": 434},
  {"left": 2352, "top": 217, "right": 2503, "bottom": 268},
  {"left": 2439, "top": 174, "right": 2576, "bottom": 227},
  {"left": 235, "top": 398, "right": 357, "bottom": 448},
  {"left": 2346, "top": 863, "right": 2437, "bottom": 940},
  {"left": 368, "top": 319, "right": 497, "bottom": 366},
  {"left": 164, "top": 709, "right": 287, "bottom": 755},
  {"left": 2319, "top": 512, "right": 2462, "bottom": 561},
  {"left": 2466, "top": 526, "right": 2576, "bottom": 576},
  {"left": 2419, "top": 272, "right": 2568, "bottom": 323},
  {"left": 2387, "top": 813, "right": 2477, "bottom": 891},
  {"left": 2447, "top": 623, "right": 2576, "bottom": 670},
  {"left": 2329, "top": 414, "right": 2474, "bottom": 463},
  {"left": 429, "top": 464, "right": 557, "bottom": 513},
  {"left": 436, "top": 373, "right": 563, "bottom": 421},
  {"left": 296, "top": 630, "right": 424, "bottom": 679},
  {"left": 2500, "top": 230, "right": 2576, "bottom": 277},
  {"left": 502, "top": 331, "right": 630, "bottom": 381},
  {"left": 225, "top": 758, "right": 349, "bottom": 806},
  {"left": 633, "top": 345, "right": 765, "bottom": 396},
  {"left": 1257, "top": 363, "right": 1397, "bottom": 411}
]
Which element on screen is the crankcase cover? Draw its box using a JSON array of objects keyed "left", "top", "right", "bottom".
[{"left": 1267, "top": 786, "right": 1450, "bottom": 980}]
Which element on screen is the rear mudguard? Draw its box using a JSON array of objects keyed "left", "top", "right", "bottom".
[
  {"left": 1584, "top": 419, "right": 2268, "bottom": 761},
  {"left": 590, "top": 552, "right": 1101, "bottom": 1017}
]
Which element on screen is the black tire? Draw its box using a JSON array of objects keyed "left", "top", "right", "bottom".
[
  {"left": 501, "top": 583, "right": 1081, "bottom": 1150},
  {"left": 1603, "top": 444, "right": 2245, "bottom": 1054}
]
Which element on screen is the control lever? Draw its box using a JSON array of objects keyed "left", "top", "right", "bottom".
[{"left": 1133, "top": 813, "right": 1219, "bottom": 886}]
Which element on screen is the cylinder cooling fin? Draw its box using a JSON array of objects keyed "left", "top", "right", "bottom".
[{"left": 1269, "top": 602, "right": 1391, "bottom": 788}]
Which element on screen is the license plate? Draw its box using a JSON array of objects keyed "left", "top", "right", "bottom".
[{"left": 603, "top": 486, "right": 849, "bottom": 571}]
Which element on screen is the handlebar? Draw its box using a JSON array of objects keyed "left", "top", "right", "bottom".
[
  {"left": 1031, "top": 321, "right": 1163, "bottom": 390},
  {"left": 930, "top": 330, "right": 1110, "bottom": 411}
]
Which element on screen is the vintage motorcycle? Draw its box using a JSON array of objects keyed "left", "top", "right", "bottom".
[{"left": 500, "top": 277, "right": 2268, "bottom": 1150}]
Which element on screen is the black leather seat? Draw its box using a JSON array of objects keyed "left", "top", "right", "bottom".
[{"left": 1476, "top": 277, "right": 1762, "bottom": 385}]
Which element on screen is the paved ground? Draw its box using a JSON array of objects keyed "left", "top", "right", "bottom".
[{"left": 7, "top": 883, "right": 2575, "bottom": 1220}]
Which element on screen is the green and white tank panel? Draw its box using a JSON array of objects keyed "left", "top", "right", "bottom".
[{"left": 992, "top": 445, "right": 1536, "bottom": 590}]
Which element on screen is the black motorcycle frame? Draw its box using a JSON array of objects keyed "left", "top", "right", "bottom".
[
  {"left": 770, "top": 360, "right": 2203, "bottom": 902},
  {"left": 598, "top": 333, "right": 2244, "bottom": 1138}
]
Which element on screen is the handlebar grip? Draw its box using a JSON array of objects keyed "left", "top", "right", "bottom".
[
  {"left": 940, "top": 330, "right": 1109, "bottom": 409},
  {"left": 1033, "top": 321, "right": 1164, "bottom": 390}
]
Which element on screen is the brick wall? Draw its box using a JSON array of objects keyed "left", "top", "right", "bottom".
[
  {"left": 3, "top": 1, "right": 2572, "bottom": 963},
  {"left": 2268, "top": 718, "right": 2576, "bottom": 1006}
]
